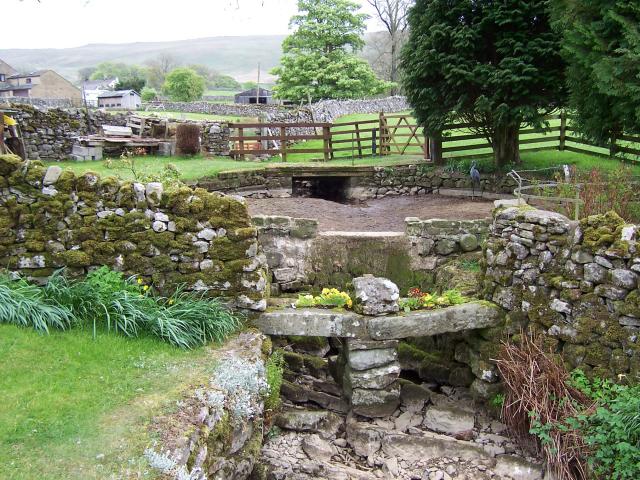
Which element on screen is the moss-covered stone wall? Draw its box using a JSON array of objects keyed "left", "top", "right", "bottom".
[
  {"left": 0, "top": 154, "right": 268, "bottom": 310},
  {"left": 482, "top": 203, "right": 640, "bottom": 380},
  {"left": 9, "top": 104, "right": 129, "bottom": 161}
]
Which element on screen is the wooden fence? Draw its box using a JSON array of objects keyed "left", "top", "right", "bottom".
[{"left": 229, "top": 112, "right": 640, "bottom": 163}]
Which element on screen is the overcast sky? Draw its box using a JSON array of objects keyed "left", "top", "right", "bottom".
[{"left": 5, "top": 0, "right": 383, "bottom": 49}]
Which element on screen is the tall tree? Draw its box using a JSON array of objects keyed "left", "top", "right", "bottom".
[
  {"left": 146, "top": 54, "right": 180, "bottom": 90},
  {"left": 272, "top": 0, "right": 391, "bottom": 102},
  {"left": 162, "top": 67, "right": 206, "bottom": 102},
  {"left": 552, "top": 0, "right": 640, "bottom": 146},
  {"left": 366, "top": 0, "right": 412, "bottom": 93},
  {"left": 401, "top": 0, "right": 565, "bottom": 167}
]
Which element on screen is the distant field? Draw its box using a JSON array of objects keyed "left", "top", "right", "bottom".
[{"left": 205, "top": 90, "right": 239, "bottom": 97}]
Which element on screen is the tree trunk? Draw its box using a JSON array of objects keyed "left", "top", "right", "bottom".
[
  {"left": 493, "top": 123, "right": 520, "bottom": 168},
  {"left": 390, "top": 30, "right": 398, "bottom": 95}
]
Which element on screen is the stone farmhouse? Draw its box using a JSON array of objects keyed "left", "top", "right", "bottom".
[{"left": 0, "top": 59, "right": 82, "bottom": 104}]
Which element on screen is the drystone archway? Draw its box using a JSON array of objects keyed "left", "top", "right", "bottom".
[{"left": 253, "top": 276, "right": 504, "bottom": 417}]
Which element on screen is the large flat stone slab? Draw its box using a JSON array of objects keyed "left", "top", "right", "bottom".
[
  {"left": 253, "top": 308, "right": 367, "bottom": 338},
  {"left": 367, "top": 301, "right": 504, "bottom": 340}
]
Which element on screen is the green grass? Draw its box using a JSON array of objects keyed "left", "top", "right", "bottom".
[
  {"left": 205, "top": 89, "right": 239, "bottom": 97},
  {"left": 107, "top": 109, "right": 256, "bottom": 123},
  {"left": 0, "top": 324, "right": 214, "bottom": 479},
  {"left": 45, "top": 153, "right": 427, "bottom": 182}
]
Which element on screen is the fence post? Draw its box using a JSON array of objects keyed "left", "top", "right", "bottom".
[
  {"left": 559, "top": 110, "right": 566, "bottom": 151},
  {"left": 280, "top": 125, "right": 287, "bottom": 162},
  {"left": 423, "top": 130, "right": 430, "bottom": 161},
  {"left": 238, "top": 126, "right": 245, "bottom": 161},
  {"left": 355, "top": 122, "right": 363, "bottom": 158},
  {"left": 430, "top": 132, "right": 443, "bottom": 165},
  {"left": 372, "top": 128, "right": 377, "bottom": 156},
  {"left": 610, "top": 133, "right": 617, "bottom": 159},
  {"left": 322, "top": 125, "right": 331, "bottom": 162},
  {"left": 379, "top": 112, "right": 387, "bottom": 156}
]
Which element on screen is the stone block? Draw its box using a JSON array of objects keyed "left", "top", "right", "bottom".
[
  {"left": 353, "top": 275, "right": 399, "bottom": 316},
  {"left": 347, "top": 347, "right": 398, "bottom": 371}
]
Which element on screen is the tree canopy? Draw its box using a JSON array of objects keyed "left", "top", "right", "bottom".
[
  {"left": 401, "top": 0, "right": 565, "bottom": 166},
  {"left": 553, "top": 0, "right": 640, "bottom": 145},
  {"left": 272, "top": 0, "right": 391, "bottom": 102},
  {"left": 162, "top": 68, "right": 206, "bottom": 102}
]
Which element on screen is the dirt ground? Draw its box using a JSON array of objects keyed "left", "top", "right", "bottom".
[{"left": 247, "top": 195, "right": 494, "bottom": 232}]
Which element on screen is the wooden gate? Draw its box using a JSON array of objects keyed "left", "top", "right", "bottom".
[{"left": 378, "top": 113, "right": 429, "bottom": 159}]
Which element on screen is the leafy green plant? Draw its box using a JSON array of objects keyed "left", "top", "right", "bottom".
[
  {"left": 491, "top": 393, "right": 505, "bottom": 409},
  {"left": 459, "top": 258, "right": 481, "bottom": 272},
  {"left": 5, "top": 268, "right": 241, "bottom": 349},
  {"left": 264, "top": 350, "right": 285, "bottom": 412},
  {"left": 0, "top": 273, "right": 74, "bottom": 333}
]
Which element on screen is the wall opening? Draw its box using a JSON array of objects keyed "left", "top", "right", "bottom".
[{"left": 292, "top": 176, "right": 350, "bottom": 203}]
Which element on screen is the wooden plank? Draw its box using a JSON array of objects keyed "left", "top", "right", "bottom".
[
  {"left": 442, "top": 142, "right": 493, "bottom": 153},
  {"left": 519, "top": 136, "right": 560, "bottom": 145},
  {"left": 355, "top": 122, "right": 363, "bottom": 158},
  {"left": 231, "top": 148, "right": 282, "bottom": 155},
  {"left": 332, "top": 119, "right": 380, "bottom": 127},
  {"left": 615, "top": 145, "right": 640, "bottom": 156},
  {"left": 564, "top": 145, "right": 610, "bottom": 158},
  {"left": 229, "top": 134, "right": 324, "bottom": 141},
  {"left": 229, "top": 122, "right": 331, "bottom": 128},
  {"left": 619, "top": 134, "right": 640, "bottom": 143}
]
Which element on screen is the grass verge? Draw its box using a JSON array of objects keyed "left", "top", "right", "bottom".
[{"left": 0, "top": 325, "right": 215, "bottom": 480}]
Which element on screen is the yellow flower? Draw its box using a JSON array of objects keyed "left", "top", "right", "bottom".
[
  {"left": 168, "top": 299, "right": 174, "bottom": 305},
  {"left": 137, "top": 278, "right": 143, "bottom": 285},
  {"left": 322, "top": 288, "right": 330, "bottom": 295},
  {"left": 143, "top": 285, "right": 149, "bottom": 291}
]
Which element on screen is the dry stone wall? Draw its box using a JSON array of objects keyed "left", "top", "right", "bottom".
[
  {"left": 482, "top": 202, "right": 640, "bottom": 380},
  {"left": 142, "top": 101, "right": 282, "bottom": 118},
  {"left": 253, "top": 214, "right": 488, "bottom": 295},
  {"left": 8, "top": 104, "right": 128, "bottom": 161},
  {"left": 0, "top": 154, "right": 268, "bottom": 310}
]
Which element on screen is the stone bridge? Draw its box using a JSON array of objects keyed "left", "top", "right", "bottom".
[{"left": 253, "top": 287, "right": 504, "bottom": 417}]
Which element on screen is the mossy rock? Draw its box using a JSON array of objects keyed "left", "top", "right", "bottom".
[
  {"left": 58, "top": 250, "right": 92, "bottom": 267},
  {"left": 0, "top": 154, "right": 23, "bottom": 176}
]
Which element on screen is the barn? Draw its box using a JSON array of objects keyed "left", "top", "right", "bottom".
[
  {"left": 234, "top": 87, "right": 274, "bottom": 105},
  {"left": 97, "top": 90, "right": 141, "bottom": 109}
]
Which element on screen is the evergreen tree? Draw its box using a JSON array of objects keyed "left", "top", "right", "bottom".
[
  {"left": 553, "top": 0, "right": 640, "bottom": 145},
  {"left": 272, "top": 0, "right": 391, "bottom": 102},
  {"left": 401, "top": 0, "right": 565, "bottom": 166}
]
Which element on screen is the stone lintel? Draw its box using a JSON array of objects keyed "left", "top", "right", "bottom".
[
  {"left": 253, "top": 308, "right": 368, "bottom": 338},
  {"left": 367, "top": 302, "right": 504, "bottom": 340}
]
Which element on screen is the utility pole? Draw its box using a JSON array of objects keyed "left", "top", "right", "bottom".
[{"left": 255, "top": 62, "right": 261, "bottom": 104}]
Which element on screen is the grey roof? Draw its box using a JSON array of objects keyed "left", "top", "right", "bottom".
[
  {"left": 8, "top": 70, "right": 46, "bottom": 79},
  {"left": 235, "top": 87, "right": 272, "bottom": 97},
  {"left": 97, "top": 89, "right": 140, "bottom": 99}
]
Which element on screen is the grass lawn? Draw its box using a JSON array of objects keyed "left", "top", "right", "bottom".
[
  {"left": 0, "top": 324, "right": 215, "bottom": 479},
  {"left": 205, "top": 89, "right": 239, "bottom": 97},
  {"left": 108, "top": 109, "right": 256, "bottom": 123}
]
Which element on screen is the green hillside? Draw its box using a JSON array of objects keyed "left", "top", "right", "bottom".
[{"left": 0, "top": 35, "right": 286, "bottom": 83}]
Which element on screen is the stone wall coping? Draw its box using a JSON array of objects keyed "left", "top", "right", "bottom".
[{"left": 253, "top": 301, "right": 504, "bottom": 340}]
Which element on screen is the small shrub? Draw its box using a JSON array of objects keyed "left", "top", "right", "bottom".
[
  {"left": 176, "top": 123, "right": 201, "bottom": 156},
  {"left": 140, "top": 86, "right": 158, "bottom": 102},
  {"left": 264, "top": 350, "right": 285, "bottom": 412},
  {"left": 398, "top": 288, "right": 466, "bottom": 312},
  {"left": 294, "top": 288, "right": 353, "bottom": 309}
]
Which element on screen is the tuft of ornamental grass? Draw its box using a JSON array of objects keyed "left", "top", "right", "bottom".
[
  {"left": 3, "top": 268, "right": 242, "bottom": 349},
  {"left": 0, "top": 274, "right": 74, "bottom": 333}
]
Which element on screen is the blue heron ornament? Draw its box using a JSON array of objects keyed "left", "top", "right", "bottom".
[{"left": 470, "top": 161, "right": 481, "bottom": 199}]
